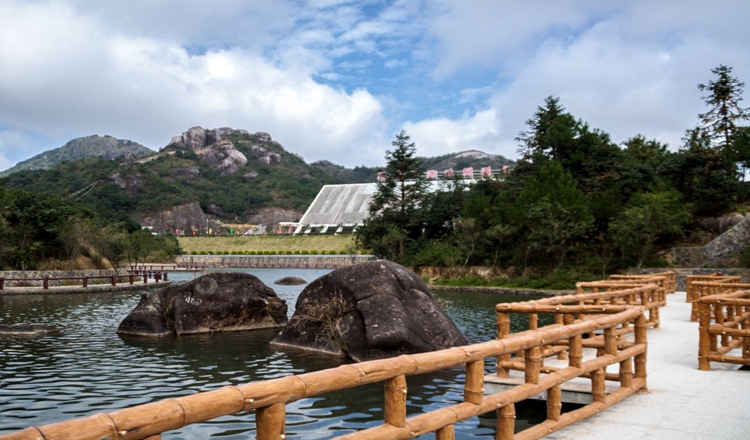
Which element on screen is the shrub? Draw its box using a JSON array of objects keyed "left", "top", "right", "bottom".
[
  {"left": 310, "top": 250, "right": 319, "bottom": 255},
  {"left": 301, "top": 250, "right": 309, "bottom": 255}
]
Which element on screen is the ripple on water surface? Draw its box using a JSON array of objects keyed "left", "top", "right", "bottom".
[{"left": 1, "top": 270, "right": 544, "bottom": 438}]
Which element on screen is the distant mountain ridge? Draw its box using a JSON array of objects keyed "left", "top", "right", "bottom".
[
  {"left": 0, "top": 128, "right": 515, "bottom": 230},
  {"left": 420, "top": 149, "right": 514, "bottom": 171},
  {"left": 0, "top": 135, "right": 154, "bottom": 177}
]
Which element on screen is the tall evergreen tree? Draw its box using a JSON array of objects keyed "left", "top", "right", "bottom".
[
  {"left": 356, "top": 131, "right": 430, "bottom": 260},
  {"left": 698, "top": 65, "right": 749, "bottom": 150}
]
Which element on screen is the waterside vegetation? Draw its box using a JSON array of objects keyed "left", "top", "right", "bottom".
[{"left": 356, "top": 65, "right": 750, "bottom": 287}]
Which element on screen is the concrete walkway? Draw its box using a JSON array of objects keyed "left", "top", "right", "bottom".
[{"left": 548, "top": 291, "right": 750, "bottom": 440}]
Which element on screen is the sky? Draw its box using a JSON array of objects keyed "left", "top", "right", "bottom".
[{"left": 1, "top": 0, "right": 749, "bottom": 171}]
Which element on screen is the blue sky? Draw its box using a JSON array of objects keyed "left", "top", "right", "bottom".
[{"left": 1, "top": 0, "right": 749, "bottom": 170}]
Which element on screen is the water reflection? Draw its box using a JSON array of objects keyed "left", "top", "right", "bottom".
[{"left": 1, "top": 269, "right": 546, "bottom": 438}]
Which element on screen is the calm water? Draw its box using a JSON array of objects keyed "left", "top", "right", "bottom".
[{"left": 0, "top": 268, "right": 544, "bottom": 439}]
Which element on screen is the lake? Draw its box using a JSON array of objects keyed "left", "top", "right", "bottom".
[{"left": 0, "top": 268, "right": 546, "bottom": 439}]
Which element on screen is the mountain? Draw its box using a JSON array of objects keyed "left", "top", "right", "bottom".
[
  {"left": 310, "top": 160, "right": 379, "bottom": 183},
  {"left": 420, "top": 149, "right": 515, "bottom": 171},
  {"left": 0, "top": 135, "right": 154, "bottom": 177},
  {"left": 311, "top": 150, "right": 515, "bottom": 182},
  {"left": 0, "top": 127, "right": 339, "bottom": 228},
  {"left": 0, "top": 128, "right": 515, "bottom": 230}
]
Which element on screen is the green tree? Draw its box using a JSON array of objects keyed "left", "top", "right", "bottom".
[
  {"left": 357, "top": 131, "right": 430, "bottom": 260},
  {"left": 659, "top": 128, "right": 741, "bottom": 215},
  {"left": 516, "top": 161, "right": 593, "bottom": 268},
  {"left": 610, "top": 190, "right": 691, "bottom": 269},
  {"left": 698, "top": 65, "right": 749, "bottom": 150}
]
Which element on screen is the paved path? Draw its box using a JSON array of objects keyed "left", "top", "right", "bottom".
[{"left": 548, "top": 291, "right": 750, "bottom": 440}]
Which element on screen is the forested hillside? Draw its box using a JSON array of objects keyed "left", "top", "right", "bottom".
[{"left": 356, "top": 66, "right": 750, "bottom": 280}]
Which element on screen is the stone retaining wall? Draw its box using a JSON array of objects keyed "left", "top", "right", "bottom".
[
  {"left": 638, "top": 268, "right": 750, "bottom": 291},
  {"left": 176, "top": 255, "right": 373, "bottom": 269}
]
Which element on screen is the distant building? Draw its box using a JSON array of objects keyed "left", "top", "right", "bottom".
[{"left": 294, "top": 167, "right": 510, "bottom": 235}]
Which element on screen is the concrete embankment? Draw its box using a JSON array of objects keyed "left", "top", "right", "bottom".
[
  {"left": 427, "top": 285, "right": 571, "bottom": 297},
  {"left": 0, "top": 269, "right": 171, "bottom": 295},
  {"left": 176, "top": 254, "right": 372, "bottom": 269}
]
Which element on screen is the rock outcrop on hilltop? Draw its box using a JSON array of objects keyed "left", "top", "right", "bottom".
[
  {"left": 168, "top": 127, "right": 281, "bottom": 175},
  {"left": 271, "top": 261, "right": 468, "bottom": 361},
  {"left": 117, "top": 272, "right": 288, "bottom": 337}
]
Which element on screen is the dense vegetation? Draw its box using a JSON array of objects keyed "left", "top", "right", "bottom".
[
  {"left": 356, "top": 65, "right": 750, "bottom": 281},
  {"left": 0, "top": 182, "right": 181, "bottom": 270},
  {"left": 2, "top": 132, "right": 341, "bottom": 221}
]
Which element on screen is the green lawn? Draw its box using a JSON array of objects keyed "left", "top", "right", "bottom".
[{"left": 177, "top": 234, "right": 357, "bottom": 254}]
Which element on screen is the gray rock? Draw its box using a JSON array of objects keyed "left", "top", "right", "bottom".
[
  {"left": 117, "top": 272, "right": 288, "bottom": 337},
  {"left": 169, "top": 167, "right": 201, "bottom": 180},
  {"left": 274, "top": 276, "right": 307, "bottom": 286},
  {"left": 255, "top": 132, "right": 272, "bottom": 142},
  {"left": 0, "top": 324, "right": 61, "bottom": 338},
  {"left": 271, "top": 261, "right": 468, "bottom": 361},
  {"left": 182, "top": 126, "right": 207, "bottom": 151}
]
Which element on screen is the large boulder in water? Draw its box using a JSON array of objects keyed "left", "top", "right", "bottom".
[
  {"left": 117, "top": 272, "right": 287, "bottom": 337},
  {"left": 270, "top": 261, "right": 468, "bottom": 361},
  {"left": 274, "top": 276, "right": 307, "bottom": 285}
]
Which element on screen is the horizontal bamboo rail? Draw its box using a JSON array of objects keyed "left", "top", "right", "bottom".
[
  {"left": 608, "top": 271, "right": 676, "bottom": 294},
  {"left": 0, "top": 308, "right": 648, "bottom": 440},
  {"left": 698, "top": 290, "right": 750, "bottom": 370},
  {"left": 688, "top": 281, "right": 748, "bottom": 321},
  {"left": 567, "top": 283, "right": 663, "bottom": 330},
  {"left": 0, "top": 272, "right": 167, "bottom": 290},
  {"left": 685, "top": 274, "right": 739, "bottom": 303}
]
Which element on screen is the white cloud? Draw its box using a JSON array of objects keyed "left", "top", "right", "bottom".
[
  {"left": 414, "top": 0, "right": 750, "bottom": 158},
  {"left": 404, "top": 109, "right": 504, "bottom": 158},
  {"left": 0, "top": 0, "right": 389, "bottom": 168}
]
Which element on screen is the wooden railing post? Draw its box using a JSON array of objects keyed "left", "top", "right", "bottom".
[
  {"left": 464, "top": 360, "right": 484, "bottom": 404},
  {"left": 525, "top": 346, "right": 542, "bottom": 384},
  {"left": 436, "top": 425, "right": 455, "bottom": 440},
  {"left": 591, "top": 369, "right": 606, "bottom": 403},
  {"left": 634, "top": 313, "right": 648, "bottom": 392},
  {"left": 547, "top": 385, "right": 562, "bottom": 422},
  {"left": 82, "top": 277, "right": 88, "bottom": 288},
  {"left": 384, "top": 375, "right": 407, "bottom": 428},
  {"left": 496, "top": 403, "right": 515, "bottom": 440},
  {"left": 497, "top": 312, "right": 510, "bottom": 378},
  {"left": 698, "top": 299, "right": 712, "bottom": 370},
  {"left": 256, "top": 403, "right": 285, "bottom": 440},
  {"left": 43, "top": 277, "right": 49, "bottom": 289}
]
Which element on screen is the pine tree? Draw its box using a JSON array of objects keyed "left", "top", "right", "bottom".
[
  {"left": 698, "top": 65, "right": 749, "bottom": 149},
  {"left": 357, "top": 131, "right": 430, "bottom": 260}
]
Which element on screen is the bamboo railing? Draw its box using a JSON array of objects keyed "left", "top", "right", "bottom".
[
  {"left": 698, "top": 289, "right": 750, "bottom": 370},
  {"left": 687, "top": 280, "right": 747, "bottom": 321},
  {"left": 685, "top": 273, "right": 739, "bottom": 303},
  {"left": 0, "top": 307, "right": 649, "bottom": 440},
  {"left": 573, "top": 282, "right": 664, "bottom": 329},
  {"left": 608, "top": 271, "right": 676, "bottom": 294},
  {"left": 0, "top": 272, "right": 167, "bottom": 291}
]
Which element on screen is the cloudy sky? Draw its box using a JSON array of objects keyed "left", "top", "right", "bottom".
[{"left": 1, "top": 0, "right": 749, "bottom": 171}]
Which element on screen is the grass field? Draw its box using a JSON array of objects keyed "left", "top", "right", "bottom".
[{"left": 177, "top": 234, "right": 357, "bottom": 254}]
